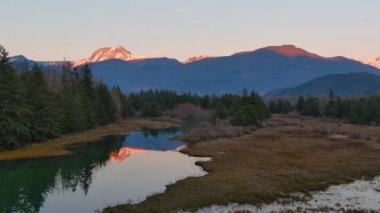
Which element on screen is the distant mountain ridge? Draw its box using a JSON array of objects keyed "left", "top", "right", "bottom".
[
  {"left": 88, "top": 45, "right": 379, "bottom": 94},
  {"left": 9, "top": 55, "right": 67, "bottom": 71},
  {"left": 265, "top": 72, "right": 380, "bottom": 98},
  {"left": 234, "top": 45, "right": 323, "bottom": 59},
  {"left": 9, "top": 45, "right": 380, "bottom": 94}
]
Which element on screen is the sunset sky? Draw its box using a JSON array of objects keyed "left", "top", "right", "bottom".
[{"left": 1, "top": 0, "right": 379, "bottom": 62}]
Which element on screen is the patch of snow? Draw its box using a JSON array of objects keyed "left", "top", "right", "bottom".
[
  {"left": 73, "top": 45, "right": 146, "bottom": 67},
  {"left": 366, "top": 57, "right": 380, "bottom": 69},
  {"left": 194, "top": 176, "right": 380, "bottom": 213},
  {"left": 184, "top": 55, "right": 212, "bottom": 64}
]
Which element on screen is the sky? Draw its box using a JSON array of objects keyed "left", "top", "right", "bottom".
[{"left": 1, "top": 0, "right": 379, "bottom": 62}]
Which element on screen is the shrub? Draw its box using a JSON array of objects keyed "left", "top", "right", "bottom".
[
  {"left": 176, "top": 122, "right": 256, "bottom": 143},
  {"left": 268, "top": 99, "right": 294, "bottom": 114},
  {"left": 313, "top": 127, "right": 329, "bottom": 135},
  {"left": 231, "top": 105, "right": 259, "bottom": 126},
  {"left": 364, "top": 135, "right": 372, "bottom": 141},
  {"left": 348, "top": 132, "right": 362, "bottom": 140},
  {"left": 300, "top": 97, "right": 321, "bottom": 117},
  {"left": 170, "top": 103, "right": 210, "bottom": 122}
]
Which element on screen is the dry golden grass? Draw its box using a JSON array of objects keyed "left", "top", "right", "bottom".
[
  {"left": 0, "top": 119, "right": 178, "bottom": 161},
  {"left": 174, "top": 121, "right": 257, "bottom": 144},
  {"left": 105, "top": 115, "right": 380, "bottom": 213}
]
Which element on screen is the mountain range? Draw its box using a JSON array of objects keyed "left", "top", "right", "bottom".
[
  {"left": 9, "top": 45, "right": 380, "bottom": 95},
  {"left": 265, "top": 72, "right": 380, "bottom": 98}
]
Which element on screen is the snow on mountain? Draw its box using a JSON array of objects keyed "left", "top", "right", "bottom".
[
  {"left": 90, "top": 44, "right": 380, "bottom": 94},
  {"left": 368, "top": 57, "right": 380, "bottom": 69},
  {"left": 73, "top": 45, "right": 144, "bottom": 67},
  {"left": 184, "top": 55, "right": 212, "bottom": 64}
]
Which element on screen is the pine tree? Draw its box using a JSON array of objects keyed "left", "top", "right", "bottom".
[
  {"left": 59, "top": 87, "right": 88, "bottom": 133},
  {"left": 123, "top": 100, "right": 135, "bottom": 118},
  {"left": 79, "top": 64, "right": 97, "bottom": 128},
  {"left": 231, "top": 105, "right": 259, "bottom": 126},
  {"left": 0, "top": 45, "right": 30, "bottom": 149},
  {"left": 141, "top": 101, "right": 161, "bottom": 118},
  {"left": 111, "top": 86, "right": 125, "bottom": 120},
  {"left": 296, "top": 95, "right": 305, "bottom": 112},
  {"left": 301, "top": 97, "right": 321, "bottom": 117},
  {"left": 95, "top": 83, "right": 116, "bottom": 125},
  {"left": 249, "top": 92, "right": 270, "bottom": 120},
  {"left": 23, "top": 65, "right": 61, "bottom": 141}
]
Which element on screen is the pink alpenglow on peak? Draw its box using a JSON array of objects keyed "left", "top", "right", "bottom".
[
  {"left": 184, "top": 55, "right": 213, "bottom": 64},
  {"left": 234, "top": 44, "right": 323, "bottom": 59},
  {"left": 73, "top": 45, "right": 145, "bottom": 66},
  {"left": 368, "top": 57, "right": 380, "bottom": 69}
]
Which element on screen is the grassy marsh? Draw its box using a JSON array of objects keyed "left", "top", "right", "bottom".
[{"left": 105, "top": 115, "right": 380, "bottom": 213}]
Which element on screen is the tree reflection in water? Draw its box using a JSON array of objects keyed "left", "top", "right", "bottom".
[
  {"left": 0, "top": 135, "right": 125, "bottom": 213},
  {"left": 0, "top": 128, "right": 184, "bottom": 213}
]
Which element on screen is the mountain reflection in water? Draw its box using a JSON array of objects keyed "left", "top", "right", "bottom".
[
  {"left": 0, "top": 128, "right": 207, "bottom": 213},
  {"left": 109, "top": 129, "right": 185, "bottom": 162}
]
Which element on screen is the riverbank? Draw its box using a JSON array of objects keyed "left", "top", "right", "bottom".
[
  {"left": 197, "top": 176, "right": 380, "bottom": 212},
  {"left": 0, "top": 119, "right": 178, "bottom": 161},
  {"left": 104, "top": 114, "right": 380, "bottom": 213}
]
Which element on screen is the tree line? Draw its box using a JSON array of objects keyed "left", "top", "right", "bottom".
[
  {"left": 269, "top": 90, "right": 380, "bottom": 125},
  {"left": 0, "top": 45, "right": 270, "bottom": 150},
  {"left": 124, "top": 88, "right": 270, "bottom": 126},
  {"left": 0, "top": 45, "right": 123, "bottom": 150}
]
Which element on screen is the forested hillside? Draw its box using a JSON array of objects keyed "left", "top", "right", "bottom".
[
  {"left": 270, "top": 92, "right": 380, "bottom": 125},
  {"left": 265, "top": 73, "right": 380, "bottom": 98},
  {"left": 0, "top": 45, "right": 270, "bottom": 151},
  {"left": 0, "top": 45, "right": 120, "bottom": 150}
]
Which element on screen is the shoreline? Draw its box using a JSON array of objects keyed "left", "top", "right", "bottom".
[
  {"left": 104, "top": 115, "right": 380, "bottom": 213},
  {"left": 0, "top": 119, "right": 179, "bottom": 162},
  {"left": 197, "top": 175, "right": 380, "bottom": 212}
]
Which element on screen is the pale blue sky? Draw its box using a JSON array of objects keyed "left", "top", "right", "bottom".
[{"left": 1, "top": 0, "right": 379, "bottom": 61}]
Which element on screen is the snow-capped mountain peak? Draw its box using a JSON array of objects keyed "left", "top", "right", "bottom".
[
  {"left": 367, "top": 57, "right": 380, "bottom": 69},
  {"left": 73, "top": 45, "right": 144, "bottom": 66},
  {"left": 184, "top": 55, "right": 212, "bottom": 64}
]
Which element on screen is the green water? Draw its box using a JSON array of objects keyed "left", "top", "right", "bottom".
[{"left": 0, "top": 129, "right": 208, "bottom": 213}]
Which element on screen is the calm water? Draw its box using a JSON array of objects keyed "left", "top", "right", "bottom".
[{"left": 0, "top": 129, "right": 208, "bottom": 213}]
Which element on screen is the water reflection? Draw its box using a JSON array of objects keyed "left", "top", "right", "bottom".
[
  {"left": 0, "top": 129, "right": 207, "bottom": 213},
  {"left": 109, "top": 128, "right": 185, "bottom": 163}
]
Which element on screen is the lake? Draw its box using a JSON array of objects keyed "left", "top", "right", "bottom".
[{"left": 0, "top": 129, "right": 209, "bottom": 213}]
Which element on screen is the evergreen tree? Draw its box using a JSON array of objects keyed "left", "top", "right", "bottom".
[
  {"left": 269, "top": 99, "right": 294, "bottom": 114},
  {"left": 80, "top": 63, "right": 94, "bottom": 98},
  {"left": 111, "top": 86, "right": 125, "bottom": 120},
  {"left": 249, "top": 92, "right": 271, "bottom": 120},
  {"left": 0, "top": 45, "right": 30, "bottom": 149},
  {"left": 95, "top": 83, "right": 116, "bottom": 125},
  {"left": 231, "top": 105, "right": 259, "bottom": 126},
  {"left": 301, "top": 97, "right": 321, "bottom": 117},
  {"left": 23, "top": 65, "right": 61, "bottom": 141},
  {"left": 123, "top": 100, "right": 135, "bottom": 118},
  {"left": 59, "top": 85, "right": 88, "bottom": 133},
  {"left": 213, "top": 102, "right": 228, "bottom": 119},
  {"left": 328, "top": 90, "right": 335, "bottom": 101},
  {"left": 296, "top": 95, "right": 305, "bottom": 112},
  {"left": 79, "top": 64, "right": 97, "bottom": 128},
  {"left": 141, "top": 101, "right": 161, "bottom": 118}
]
